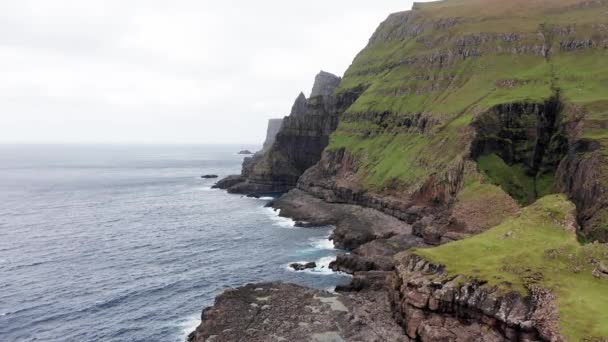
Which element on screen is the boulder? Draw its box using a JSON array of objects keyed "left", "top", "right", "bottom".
[{"left": 289, "top": 262, "right": 317, "bottom": 271}]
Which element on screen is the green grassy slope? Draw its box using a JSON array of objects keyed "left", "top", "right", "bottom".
[
  {"left": 414, "top": 195, "right": 608, "bottom": 341},
  {"left": 329, "top": 0, "right": 608, "bottom": 194}
]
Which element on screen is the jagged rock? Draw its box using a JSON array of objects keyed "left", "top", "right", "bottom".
[
  {"left": 389, "top": 253, "right": 565, "bottom": 341},
  {"left": 290, "top": 92, "right": 308, "bottom": 116},
  {"left": 212, "top": 175, "right": 245, "bottom": 189},
  {"left": 201, "top": 174, "right": 218, "bottom": 179},
  {"left": 310, "top": 71, "right": 342, "bottom": 98},
  {"left": 289, "top": 262, "right": 316, "bottom": 271},
  {"left": 238, "top": 150, "right": 253, "bottom": 155},
  {"left": 215, "top": 71, "right": 354, "bottom": 197}
]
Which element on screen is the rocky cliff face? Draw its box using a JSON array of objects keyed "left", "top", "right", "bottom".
[
  {"left": 262, "top": 118, "right": 283, "bottom": 152},
  {"left": 215, "top": 71, "right": 356, "bottom": 196},
  {"left": 200, "top": 1, "right": 608, "bottom": 340},
  {"left": 310, "top": 71, "right": 342, "bottom": 98},
  {"left": 293, "top": 0, "right": 608, "bottom": 243},
  {"left": 389, "top": 253, "right": 563, "bottom": 342}
]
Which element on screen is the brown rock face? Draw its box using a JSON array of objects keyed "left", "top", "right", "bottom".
[
  {"left": 388, "top": 253, "right": 564, "bottom": 342},
  {"left": 557, "top": 143, "right": 608, "bottom": 242}
]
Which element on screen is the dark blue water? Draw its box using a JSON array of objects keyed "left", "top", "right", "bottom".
[{"left": 0, "top": 144, "right": 349, "bottom": 342}]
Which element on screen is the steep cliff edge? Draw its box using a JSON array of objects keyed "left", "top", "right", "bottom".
[
  {"left": 214, "top": 71, "right": 357, "bottom": 196},
  {"left": 296, "top": 0, "right": 608, "bottom": 242}
]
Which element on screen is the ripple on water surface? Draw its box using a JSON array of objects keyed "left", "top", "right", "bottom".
[{"left": 0, "top": 145, "right": 349, "bottom": 342}]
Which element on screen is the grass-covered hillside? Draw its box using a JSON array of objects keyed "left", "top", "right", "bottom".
[
  {"left": 327, "top": 0, "right": 608, "bottom": 240},
  {"left": 414, "top": 195, "right": 608, "bottom": 341}
]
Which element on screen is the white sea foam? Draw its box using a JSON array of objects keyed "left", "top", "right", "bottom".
[
  {"left": 325, "top": 287, "right": 337, "bottom": 293},
  {"left": 309, "top": 236, "right": 335, "bottom": 250},
  {"left": 176, "top": 315, "right": 201, "bottom": 341},
  {"left": 200, "top": 186, "right": 213, "bottom": 192},
  {"left": 285, "top": 256, "right": 337, "bottom": 275},
  {"left": 265, "top": 208, "right": 296, "bottom": 228},
  {"left": 258, "top": 196, "right": 274, "bottom": 201},
  {"left": 311, "top": 256, "right": 337, "bottom": 275}
]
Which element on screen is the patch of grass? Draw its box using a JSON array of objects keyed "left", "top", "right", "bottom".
[
  {"left": 342, "top": 54, "right": 553, "bottom": 117},
  {"left": 477, "top": 154, "right": 558, "bottom": 205},
  {"left": 414, "top": 195, "right": 608, "bottom": 341},
  {"left": 452, "top": 176, "right": 520, "bottom": 231},
  {"left": 328, "top": 133, "right": 431, "bottom": 189},
  {"left": 477, "top": 154, "right": 536, "bottom": 205},
  {"left": 536, "top": 172, "right": 557, "bottom": 198},
  {"left": 328, "top": 111, "right": 473, "bottom": 192}
]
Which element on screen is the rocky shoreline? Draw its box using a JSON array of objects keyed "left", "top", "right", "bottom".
[
  {"left": 187, "top": 282, "right": 404, "bottom": 342},
  {"left": 188, "top": 185, "right": 564, "bottom": 342}
]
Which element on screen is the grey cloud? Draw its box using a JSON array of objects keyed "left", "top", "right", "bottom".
[{"left": 0, "top": 0, "right": 429, "bottom": 144}]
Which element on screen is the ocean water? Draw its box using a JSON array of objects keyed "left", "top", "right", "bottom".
[{"left": 0, "top": 144, "right": 349, "bottom": 342}]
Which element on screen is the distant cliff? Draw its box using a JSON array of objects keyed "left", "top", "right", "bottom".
[
  {"left": 204, "top": 0, "right": 608, "bottom": 340},
  {"left": 262, "top": 119, "right": 283, "bottom": 152},
  {"left": 214, "top": 70, "right": 358, "bottom": 195}
]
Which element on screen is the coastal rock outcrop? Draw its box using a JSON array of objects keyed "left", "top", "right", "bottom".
[
  {"left": 289, "top": 262, "right": 316, "bottom": 271},
  {"left": 274, "top": 188, "right": 426, "bottom": 273},
  {"left": 214, "top": 71, "right": 356, "bottom": 196},
  {"left": 388, "top": 253, "right": 562, "bottom": 342}
]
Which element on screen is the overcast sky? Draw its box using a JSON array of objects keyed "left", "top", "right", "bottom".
[{"left": 0, "top": 0, "right": 427, "bottom": 144}]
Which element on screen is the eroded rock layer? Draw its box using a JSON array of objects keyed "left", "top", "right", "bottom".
[{"left": 389, "top": 254, "right": 561, "bottom": 342}]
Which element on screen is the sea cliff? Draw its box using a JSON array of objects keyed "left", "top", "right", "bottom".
[
  {"left": 213, "top": 70, "right": 356, "bottom": 196},
  {"left": 197, "top": 0, "right": 608, "bottom": 340}
]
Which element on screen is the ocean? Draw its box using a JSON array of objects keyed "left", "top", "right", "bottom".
[{"left": 0, "top": 144, "right": 349, "bottom": 342}]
